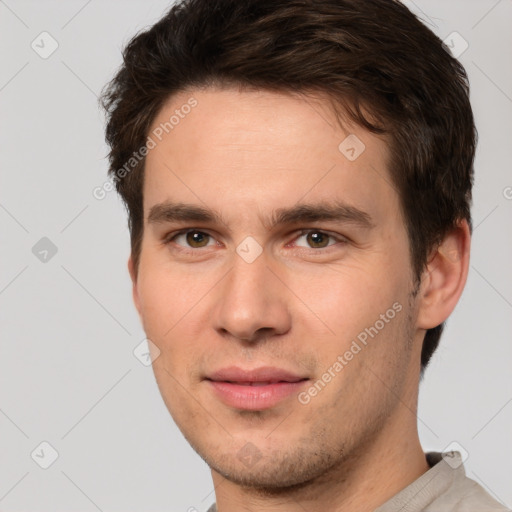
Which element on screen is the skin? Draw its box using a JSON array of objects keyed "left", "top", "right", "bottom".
[{"left": 128, "top": 86, "right": 471, "bottom": 512}]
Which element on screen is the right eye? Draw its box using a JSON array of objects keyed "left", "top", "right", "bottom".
[{"left": 164, "top": 229, "right": 218, "bottom": 252}]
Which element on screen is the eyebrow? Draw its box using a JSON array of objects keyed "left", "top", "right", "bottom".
[{"left": 147, "top": 200, "right": 375, "bottom": 230}]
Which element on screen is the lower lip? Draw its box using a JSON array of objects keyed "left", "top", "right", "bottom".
[{"left": 206, "top": 380, "right": 309, "bottom": 410}]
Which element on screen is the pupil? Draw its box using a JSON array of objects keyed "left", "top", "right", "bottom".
[
  {"left": 187, "top": 231, "right": 207, "bottom": 247},
  {"left": 308, "top": 232, "right": 328, "bottom": 248}
]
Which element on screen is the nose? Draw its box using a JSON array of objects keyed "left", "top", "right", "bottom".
[{"left": 211, "top": 250, "right": 292, "bottom": 344}]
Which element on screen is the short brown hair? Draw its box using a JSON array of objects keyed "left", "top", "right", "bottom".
[{"left": 100, "top": 0, "right": 476, "bottom": 371}]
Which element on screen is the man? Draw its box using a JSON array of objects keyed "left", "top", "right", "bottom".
[{"left": 100, "top": 0, "right": 509, "bottom": 510}]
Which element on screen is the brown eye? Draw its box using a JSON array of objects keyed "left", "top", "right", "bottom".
[
  {"left": 185, "top": 230, "right": 210, "bottom": 248},
  {"left": 168, "top": 230, "right": 214, "bottom": 249},
  {"left": 305, "top": 231, "right": 330, "bottom": 248},
  {"left": 294, "top": 230, "right": 340, "bottom": 249}
]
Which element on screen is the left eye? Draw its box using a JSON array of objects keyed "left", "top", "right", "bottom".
[{"left": 293, "top": 230, "right": 343, "bottom": 249}]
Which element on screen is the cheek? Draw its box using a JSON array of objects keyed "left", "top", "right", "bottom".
[
  {"left": 136, "top": 273, "right": 173, "bottom": 339},
  {"left": 290, "top": 260, "right": 412, "bottom": 400},
  {"left": 135, "top": 259, "right": 216, "bottom": 383},
  {"left": 288, "top": 261, "right": 403, "bottom": 336},
  {"left": 136, "top": 257, "right": 204, "bottom": 337}
]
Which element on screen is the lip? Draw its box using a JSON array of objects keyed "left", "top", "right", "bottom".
[
  {"left": 205, "top": 366, "right": 309, "bottom": 410},
  {"left": 206, "top": 365, "right": 307, "bottom": 383}
]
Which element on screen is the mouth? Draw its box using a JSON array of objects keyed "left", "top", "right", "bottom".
[
  {"left": 215, "top": 380, "right": 305, "bottom": 386},
  {"left": 204, "top": 366, "right": 310, "bottom": 410}
]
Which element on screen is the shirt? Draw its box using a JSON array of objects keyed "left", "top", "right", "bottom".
[{"left": 206, "top": 451, "right": 510, "bottom": 512}]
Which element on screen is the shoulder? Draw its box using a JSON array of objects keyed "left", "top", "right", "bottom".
[
  {"left": 425, "top": 452, "right": 510, "bottom": 512},
  {"left": 433, "top": 475, "right": 510, "bottom": 511}
]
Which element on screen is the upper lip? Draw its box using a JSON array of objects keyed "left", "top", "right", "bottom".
[{"left": 206, "top": 366, "right": 308, "bottom": 383}]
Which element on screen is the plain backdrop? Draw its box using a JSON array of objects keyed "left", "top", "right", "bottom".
[{"left": 0, "top": 0, "right": 511, "bottom": 510}]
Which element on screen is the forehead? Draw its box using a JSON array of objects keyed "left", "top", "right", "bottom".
[{"left": 143, "top": 87, "right": 398, "bottom": 225}]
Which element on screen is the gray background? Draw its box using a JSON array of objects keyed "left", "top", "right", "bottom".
[{"left": 0, "top": 0, "right": 511, "bottom": 510}]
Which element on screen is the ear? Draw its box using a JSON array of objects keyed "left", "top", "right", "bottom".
[
  {"left": 416, "top": 219, "right": 471, "bottom": 330},
  {"left": 128, "top": 255, "right": 141, "bottom": 317}
]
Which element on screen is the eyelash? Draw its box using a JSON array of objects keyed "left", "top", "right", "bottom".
[{"left": 163, "top": 229, "right": 348, "bottom": 255}]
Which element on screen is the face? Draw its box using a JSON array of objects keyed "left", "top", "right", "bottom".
[{"left": 131, "top": 87, "right": 424, "bottom": 489}]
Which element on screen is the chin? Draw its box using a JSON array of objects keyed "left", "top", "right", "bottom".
[{"left": 200, "top": 439, "right": 347, "bottom": 494}]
